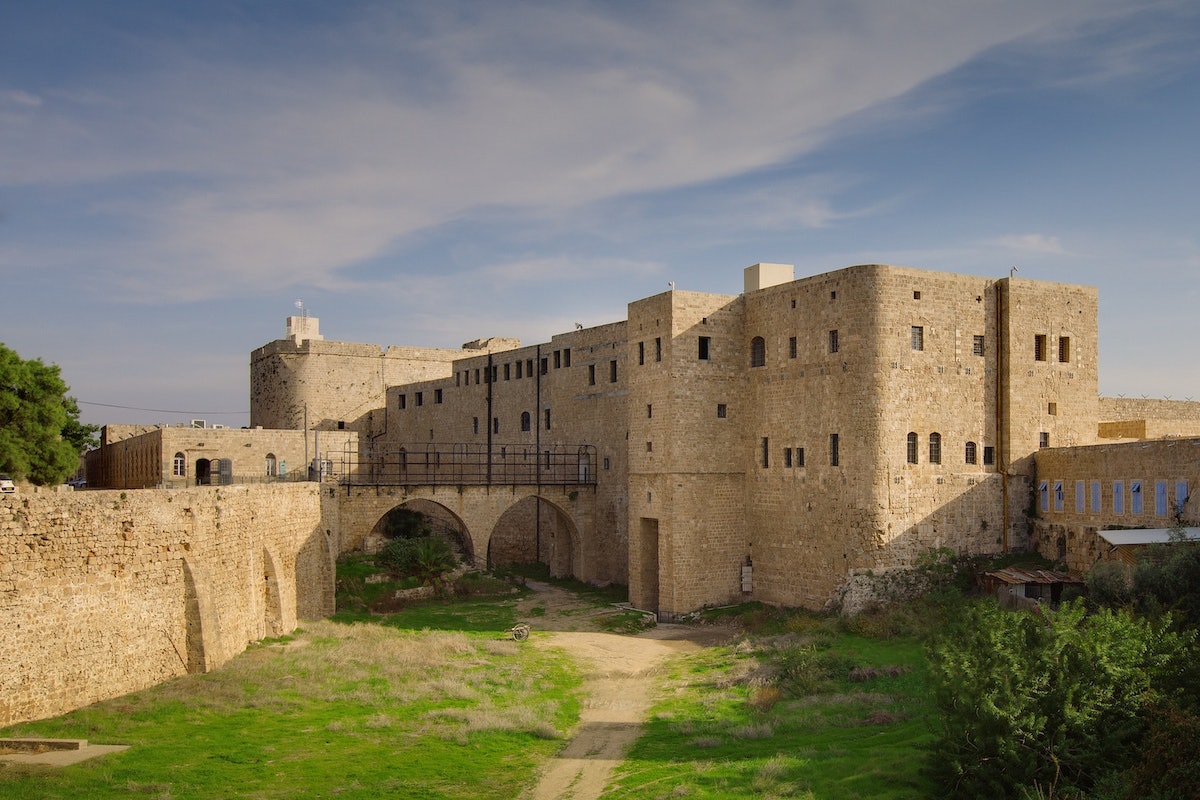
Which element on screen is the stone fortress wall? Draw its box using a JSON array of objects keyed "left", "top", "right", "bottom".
[
  {"left": 0, "top": 484, "right": 331, "bottom": 727},
  {"left": 245, "top": 262, "right": 1196, "bottom": 618}
]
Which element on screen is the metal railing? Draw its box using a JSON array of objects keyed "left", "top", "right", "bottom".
[{"left": 338, "top": 442, "right": 598, "bottom": 487}]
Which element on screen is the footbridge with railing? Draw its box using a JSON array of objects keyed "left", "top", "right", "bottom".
[{"left": 329, "top": 443, "right": 601, "bottom": 581}]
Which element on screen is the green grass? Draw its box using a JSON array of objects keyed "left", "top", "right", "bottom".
[
  {"left": 1, "top": 561, "right": 948, "bottom": 799},
  {"left": 0, "top": 620, "right": 579, "bottom": 799},
  {"left": 606, "top": 613, "right": 938, "bottom": 799}
]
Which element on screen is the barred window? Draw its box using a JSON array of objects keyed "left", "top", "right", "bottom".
[{"left": 750, "top": 336, "right": 766, "bottom": 367}]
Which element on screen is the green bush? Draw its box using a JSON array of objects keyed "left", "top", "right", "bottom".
[
  {"left": 378, "top": 536, "right": 459, "bottom": 584},
  {"left": 926, "top": 600, "right": 1190, "bottom": 798}
]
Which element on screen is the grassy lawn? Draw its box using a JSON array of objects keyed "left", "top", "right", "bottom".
[
  {"left": 0, "top": 615, "right": 580, "bottom": 799},
  {"left": 0, "top": 564, "right": 943, "bottom": 799},
  {"left": 607, "top": 605, "right": 939, "bottom": 799}
]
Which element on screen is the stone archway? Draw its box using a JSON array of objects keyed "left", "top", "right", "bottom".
[
  {"left": 364, "top": 499, "right": 474, "bottom": 565},
  {"left": 488, "top": 496, "right": 580, "bottom": 579}
]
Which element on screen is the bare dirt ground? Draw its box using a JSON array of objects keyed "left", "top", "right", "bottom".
[{"left": 516, "top": 581, "right": 732, "bottom": 800}]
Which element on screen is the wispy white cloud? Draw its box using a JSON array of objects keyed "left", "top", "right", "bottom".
[{"left": 0, "top": 0, "right": 1152, "bottom": 302}]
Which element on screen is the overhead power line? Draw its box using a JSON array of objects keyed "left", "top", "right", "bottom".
[{"left": 78, "top": 401, "right": 249, "bottom": 415}]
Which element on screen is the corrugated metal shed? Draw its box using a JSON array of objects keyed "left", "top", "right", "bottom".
[
  {"left": 1098, "top": 528, "right": 1200, "bottom": 546},
  {"left": 985, "top": 567, "right": 1082, "bottom": 587}
]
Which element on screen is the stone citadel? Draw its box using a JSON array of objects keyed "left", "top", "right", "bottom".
[
  {"left": 248, "top": 262, "right": 1200, "bottom": 616},
  {"left": 7, "top": 259, "right": 1200, "bottom": 727}
]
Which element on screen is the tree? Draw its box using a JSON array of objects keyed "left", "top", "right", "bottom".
[
  {"left": 0, "top": 343, "right": 99, "bottom": 485},
  {"left": 926, "top": 600, "right": 1190, "bottom": 798}
]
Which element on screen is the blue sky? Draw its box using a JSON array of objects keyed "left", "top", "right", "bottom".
[{"left": 2, "top": 1, "right": 1198, "bottom": 428}]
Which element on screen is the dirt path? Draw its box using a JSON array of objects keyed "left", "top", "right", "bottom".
[{"left": 517, "top": 582, "right": 730, "bottom": 800}]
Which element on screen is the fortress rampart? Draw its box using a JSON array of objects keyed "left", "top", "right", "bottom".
[{"left": 0, "top": 484, "right": 332, "bottom": 727}]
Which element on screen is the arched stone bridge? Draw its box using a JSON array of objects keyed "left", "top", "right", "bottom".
[{"left": 328, "top": 482, "right": 598, "bottom": 580}]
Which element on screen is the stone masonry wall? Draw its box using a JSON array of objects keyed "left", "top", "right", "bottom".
[
  {"left": 0, "top": 484, "right": 331, "bottom": 727},
  {"left": 1032, "top": 438, "right": 1200, "bottom": 573}
]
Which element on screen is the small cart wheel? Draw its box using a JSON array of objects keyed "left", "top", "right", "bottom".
[{"left": 511, "top": 624, "right": 530, "bottom": 642}]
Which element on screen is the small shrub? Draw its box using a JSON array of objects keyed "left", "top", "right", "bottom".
[{"left": 747, "top": 685, "right": 782, "bottom": 712}]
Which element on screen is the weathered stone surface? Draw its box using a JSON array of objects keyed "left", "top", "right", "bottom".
[{"left": 0, "top": 484, "right": 331, "bottom": 727}]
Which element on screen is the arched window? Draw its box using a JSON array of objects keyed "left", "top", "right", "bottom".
[
  {"left": 965, "top": 441, "right": 977, "bottom": 464},
  {"left": 520, "top": 411, "right": 531, "bottom": 432},
  {"left": 906, "top": 433, "right": 918, "bottom": 464},
  {"left": 265, "top": 453, "right": 277, "bottom": 477},
  {"left": 928, "top": 432, "right": 942, "bottom": 464},
  {"left": 750, "top": 336, "right": 766, "bottom": 368},
  {"left": 172, "top": 452, "right": 186, "bottom": 477}
]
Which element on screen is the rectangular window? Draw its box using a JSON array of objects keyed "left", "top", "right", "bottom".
[
  {"left": 638, "top": 341, "right": 645, "bottom": 365},
  {"left": 504, "top": 363, "right": 511, "bottom": 380},
  {"left": 1048, "top": 402, "right": 1057, "bottom": 416},
  {"left": 516, "top": 360, "right": 523, "bottom": 379},
  {"left": 540, "top": 358, "right": 548, "bottom": 375},
  {"left": 435, "top": 388, "right": 443, "bottom": 404},
  {"left": 1076, "top": 480, "right": 1085, "bottom": 512},
  {"left": 830, "top": 433, "right": 840, "bottom": 467},
  {"left": 473, "top": 417, "right": 479, "bottom": 435},
  {"left": 415, "top": 391, "right": 423, "bottom": 407},
  {"left": 563, "top": 348, "right": 571, "bottom": 367},
  {"left": 784, "top": 447, "right": 793, "bottom": 468},
  {"left": 588, "top": 364, "right": 596, "bottom": 385},
  {"left": 698, "top": 336, "right": 711, "bottom": 360},
  {"left": 1092, "top": 481, "right": 1102, "bottom": 513},
  {"left": 554, "top": 350, "right": 561, "bottom": 369},
  {"left": 544, "top": 408, "right": 551, "bottom": 430},
  {"left": 399, "top": 394, "right": 407, "bottom": 410},
  {"left": 796, "top": 447, "right": 805, "bottom": 468},
  {"left": 761, "top": 437, "right": 769, "bottom": 468},
  {"left": 1155, "top": 480, "right": 1168, "bottom": 516},
  {"left": 1035, "top": 334, "right": 1047, "bottom": 361},
  {"left": 610, "top": 359, "right": 618, "bottom": 382},
  {"left": 647, "top": 404, "right": 652, "bottom": 418},
  {"left": 493, "top": 417, "right": 499, "bottom": 434},
  {"left": 474, "top": 368, "right": 481, "bottom": 384},
  {"left": 1114, "top": 480, "right": 1125, "bottom": 514},
  {"left": 1177, "top": 481, "right": 1190, "bottom": 516},
  {"left": 829, "top": 330, "right": 839, "bottom": 354},
  {"left": 456, "top": 372, "right": 461, "bottom": 387},
  {"left": 655, "top": 337, "right": 662, "bottom": 362},
  {"left": 911, "top": 326, "right": 923, "bottom": 351},
  {"left": 526, "top": 358, "right": 533, "bottom": 377},
  {"left": 716, "top": 403, "right": 727, "bottom": 419},
  {"left": 1131, "top": 481, "right": 1143, "bottom": 515},
  {"left": 1039, "top": 432, "right": 1050, "bottom": 449},
  {"left": 1058, "top": 336, "right": 1070, "bottom": 363},
  {"left": 973, "top": 335, "right": 985, "bottom": 356},
  {"left": 789, "top": 336, "right": 797, "bottom": 358},
  {"left": 983, "top": 446, "right": 995, "bottom": 465},
  {"left": 1039, "top": 481, "right": 1049, "bottom": 512},
  {"left": 646, "top": 441, "right": 653, "bottom": 452}
]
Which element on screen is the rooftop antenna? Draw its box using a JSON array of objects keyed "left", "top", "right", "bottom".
[
  {"left": 668, "top": 281, "right": 675, "bottom": 290},
  {"left": 295, "top": 299, "right": 308, "bottom": 317},
  {"left": 1010, "top": 266, "right": 1018, "bottom": 278}
]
